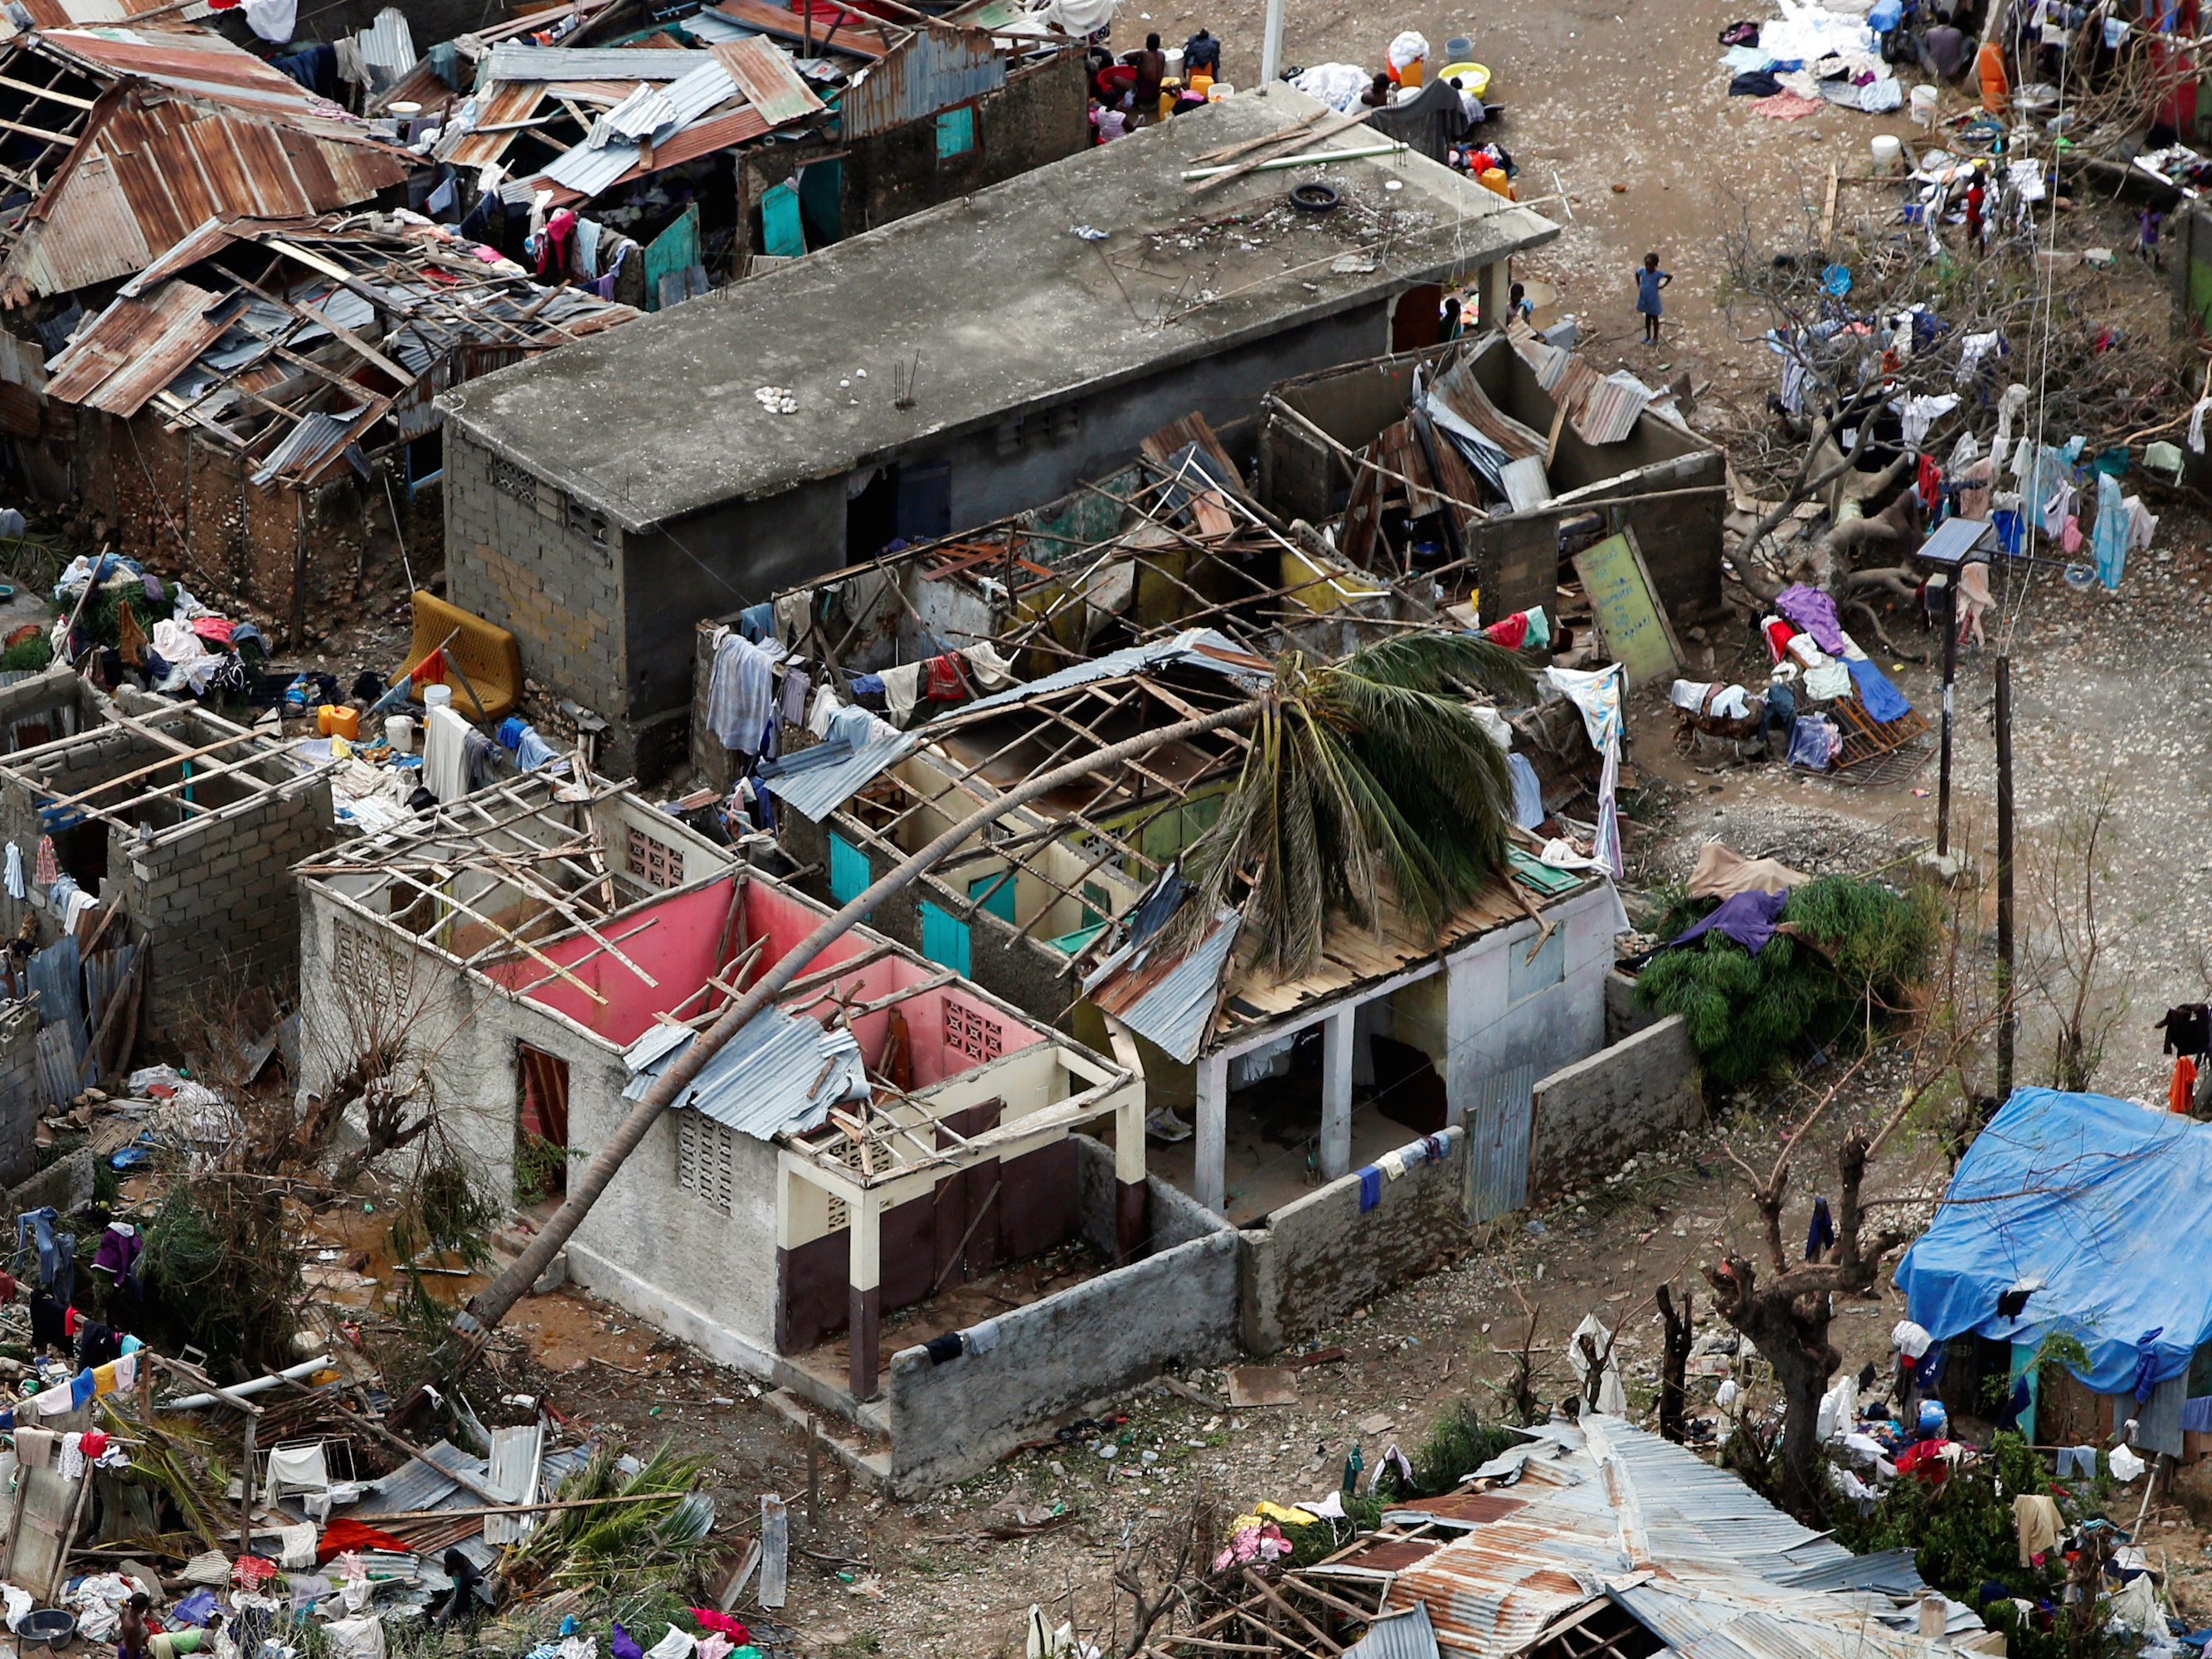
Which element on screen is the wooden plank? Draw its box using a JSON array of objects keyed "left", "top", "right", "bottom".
[
  {"left": 757, "top": 1495, "right": 789, "bottom": 1608},
  {"left": 1188, "top": 107, "right": 1370, "bottom": 195}
]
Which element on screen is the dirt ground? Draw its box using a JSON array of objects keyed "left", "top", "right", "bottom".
[{"left": 244, "top": 5, "right": 2212, "bottom": 1651}]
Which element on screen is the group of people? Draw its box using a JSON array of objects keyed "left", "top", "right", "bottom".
[{"left": 1087, "top": 27, "right": 1223, "bottom": 141}]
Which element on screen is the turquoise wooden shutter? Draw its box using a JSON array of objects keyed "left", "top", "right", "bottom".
[
  {"left": 921, "top": 901, "right": 971, "bottom": 975},
  {"left": 969, "top": 873, "right": 1016, "bottom": 924},
  {"left": 829, "top": 832, "right": 868, "bottom": 905}
]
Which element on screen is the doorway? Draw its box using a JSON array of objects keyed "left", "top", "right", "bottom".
[
  {"left": 516, "top": 1044, "right": 570, "bottom": 1201},
  {"left": 1391, "top": 283, "right": 1445, "bottom": 353}
]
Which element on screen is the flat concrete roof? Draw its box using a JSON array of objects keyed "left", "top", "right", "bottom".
[{"left": 440, "top": 87, "right": 1558, "bottom": 533}]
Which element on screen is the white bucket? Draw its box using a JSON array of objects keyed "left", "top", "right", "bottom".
[
  {"left": 385, "top": 714, "right": 415, "bottom": 754},
  {"left": 1910, "top": 84, "right": 1939, "bottom": 126},
  {"left": 1870, "top": 134, "right": 1903, "bottom": 174},
  {"left": 1208, "top": 81, "right": 1232, "bottom": 99},
  {"left": 423, "top": 684, "right": 453, "bottom": 712}
]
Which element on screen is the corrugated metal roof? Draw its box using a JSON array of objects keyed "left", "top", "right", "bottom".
[
  {"left": 711, "top": 35, "right": 824, "bottom": 124},
  {"left": 250, "top": 403, "right": 367, "bottom": 485},
  {"left": 841, "top": 27, "right": 1000, "bottom": 138},
  {"left": 438, "top": 80, "right": 548, "bottom": 168},
  {"left": 621, "top": 1005, "right": 868, "bottom": 1140},
  {"left": 756, "top": 704, "right": 914, "bottom": 822},
  {"left": 44, "top": 279, "right": 237, "bottom": 413},
  {"left": 1379, "top": 1418, "right": 1945, "bottom": 1659},
  {"left": 712, "top": 0, "right": 892, "bottom": 57},
  {"left": 353, "top": 1439, "right": 487, "bottom": 1516},
  {"left": 1082, "top": 907, "right": 1240, "bottom": 1064},
  {"left": 1344, "top": 1602, "right": 1439, "bottom": 1659},
  {"left": 933, "top": 628, "right": 1266, "bottom": 728},
  {"left": 356, "top": 6, "right": 414, "bottom": 78},
  {"left": 543, "top": 57, "right": 744, "bottom": 195},
  {"left": 2, "top": 60, "right": 410, "bottom": 303},
  {"left": 481, "top": 1422, "right": 542, "bottom": 1545},
  {"left": 537, "top": 104, "right": 771, "bottom": 202},
  {"left": 484, "top": 43, "right": 711, "bottom": 80}
]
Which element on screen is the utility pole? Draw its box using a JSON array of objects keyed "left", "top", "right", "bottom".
[
  {"left": 1996, "top": 654, "right": 2015, "bottom": 1100},
  {"left": 1260, "top": 0, "right": 1284, "bottom": 86},
  {"left": 1936, "top": 571, "right": 1959, "bottom": 856}
]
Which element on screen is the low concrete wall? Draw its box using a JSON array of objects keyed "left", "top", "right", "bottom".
[
  {"left": 1605, "top": 969, "right": 1663, "bottom": 1044},
  {"left": 881, "top": 1225, "right": 1240, "bottom": 1494},
  {"left": 1238, "top": 1126, "right": 1468, "bottom": 1356},
  {"left": 1072, "top": 1133, "right": 1220, "bottom": 1257},
  {"left": 1528, "top": 1014, "right": 1701, "bottom": 1199}
]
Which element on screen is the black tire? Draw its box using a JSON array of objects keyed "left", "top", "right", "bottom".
[{"left": 1287, "top": 181, "right": 1341, "bottom": 212}]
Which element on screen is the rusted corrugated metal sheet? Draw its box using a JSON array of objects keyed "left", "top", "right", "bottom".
[
  {"left": 536, "top": 105, "right": 769, "bottom": 203},
  {"left": 709, "top": 36, "right": 822, "bottom": 124},
  {"left": 440, "top": 79, "right": 547, "bottom": 168},
  {"left": 6, "top": 87, "right": 408, "bottom": 301},
  {"left": 713, "top": 0, "right": 890, "bottom": 57},
  {"left": 840, "top": 27, "right": 1002, "bottom": 139},
  {"left": 43, "top": 279, "right": 239, "bottom": 413}
]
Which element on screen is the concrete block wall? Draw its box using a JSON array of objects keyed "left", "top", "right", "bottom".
[
  {"left": 107, "top": 774, "right": 332, "bottom": 1034},
  {"left": 881, "top": 1225, "right": 1239, "bottom": 1495},
  {"left": 1237, "top": 1126, "right": 1468, "bottom": 1356},
  {"left": 1527, "top": 1014, "right": 1701, "bottom": 1199},
  {"left": 0, "top": 1000, "right": 41, "bottom": 1187},
  {"left": 445, "top": 425, "right": 626, "bottom": 734}
]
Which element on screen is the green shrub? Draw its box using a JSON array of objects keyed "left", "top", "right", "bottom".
[{"left": 1635, "top": 874, "right": 1938, "bottom": 1088}]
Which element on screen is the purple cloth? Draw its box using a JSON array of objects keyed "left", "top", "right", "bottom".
[
  {"left": 1670, "top": 888, "right": 1789, "bottom": 956},
  {"left": 610, "top": 1627, "right": 644, "bottom": 1659},
  {"left": 90, "top": 1226, "right": 139, "bottom": 1282},
  {"left": 1777, "top": 582, "right": 1848, "bottom": 654}
]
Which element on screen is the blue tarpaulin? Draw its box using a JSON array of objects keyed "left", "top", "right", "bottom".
[{"left": 1894, "top": 1088, "right": 2212, "bottom": 1394}]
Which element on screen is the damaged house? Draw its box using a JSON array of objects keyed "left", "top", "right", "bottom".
[
  {"left": 40, "top": 214, "right": 639, "bottom": 630},
  {"left": 1257, "top": 324, "right": 1728, "bottom": 639},
  {"left": 298, "top": 771, "right": 1243, "bottom": 1493},
  {"left": 439, "top": 88, "right": 1559, "bottom": 776}
]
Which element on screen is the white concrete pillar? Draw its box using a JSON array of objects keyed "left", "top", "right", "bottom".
[
  {"left": 847, "top": 1190, "right": 882, "bottom": 1400},
  {"left": 1195, "top": 1051, "right": 1229, "bottom": 1216},
  {"left": 1320, "top": 1006, "right": 1355, "bottom": 1180}
]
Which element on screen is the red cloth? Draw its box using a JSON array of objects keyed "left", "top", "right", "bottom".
[
  {"left": 190, "top": 617, "right": 235, "bottom": 645},
  {"left": 413, "top": 648, "right": 448, "bottom": 686},
  {"left": 1916, "top": 456, "right": 1942, "bottom": 508},
  {"left": 1894, "top": 1439, "right": 1952, "bottom": 1481},
  {"left": 0, "top": 1272, "right": 17, "bottom": 1304},
  {"left": 688, "top": 1612, "right": 750, "bottom": 1643},
  {"left": 2174, "top": 1055, "right": 2197, "bottom": 1114},
  {"left": 1762, "top": 618, "right": 1796, "bottom": 664},
  {"left": 314, "top": 1519, "right": 412, "bottom": 1563},
  {"left": 79, "top": 1430, "right": 107, "bottom": 1457},
  {"left": 924, "top": 654, "right": 967, "bottom": 701},
  {"left": 64, "top": 1306, "right": 78, "bottom": 1338},
  {"left": 1482, "top": 611, "right": 1529, "bottom": 649}
]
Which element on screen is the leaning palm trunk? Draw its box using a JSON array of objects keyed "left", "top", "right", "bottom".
[{"left": 450, "top": 700, "right": 1266, "bottom": 1357}]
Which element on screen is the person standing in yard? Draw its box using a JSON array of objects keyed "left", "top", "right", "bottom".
[
  {"left": 118, "top": 1594, "right": 151, "bottom": 1659},
  {"left": 1636, "top": 252, "right": 1671, "bottom": 346},
  {"left": 1962, "top": 168, "right": 1986, "bottom": 254},
  {"left": 1129, "top": 32, "right": 1166, "bottom": 122}
]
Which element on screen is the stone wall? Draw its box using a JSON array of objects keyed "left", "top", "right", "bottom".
[
  {"left": 105, "top": 768, "right": 331, "bottom": 1035},
  {"left": 1237, "top": 1126, "right": 1467, "bottom": 1355},
  {"left": 444, "top": 423, "right": 628, "bottom": 741},
  {"left": 881, "top": 1224, "right": 1238, "bottom": 1494},
  {"left": 0, "top": 1000, "right": 42, "bottom": 1188},
  {"left": 1527, "top": 1014, "right": 1701, "bottom": 1199}
]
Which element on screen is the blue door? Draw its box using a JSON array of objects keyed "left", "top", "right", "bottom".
[{"left": 829, "top": 832, "right": 869, "bottom": 905}]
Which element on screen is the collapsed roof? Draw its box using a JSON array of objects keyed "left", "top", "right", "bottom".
[
  {"left": 43, "top": 213, "right": 637, "bottom": 484},
  {"left": 0, "top": 27, "right": 412, "bottom": 304}
]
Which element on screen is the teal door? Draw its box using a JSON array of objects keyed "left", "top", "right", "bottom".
[
  {"left": 829, "top": 832, "right": 869, "bottom": 905},
  {"left": 969, "top": 873, "right": 1016, "bottom": 924},
  {"left": 920, "top": 901, "right": 972, "bottom": 975}
]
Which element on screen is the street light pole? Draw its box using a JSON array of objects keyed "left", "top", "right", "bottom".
[{"left": 1261, "top": 0, "right": 1284, "bottom": 85}]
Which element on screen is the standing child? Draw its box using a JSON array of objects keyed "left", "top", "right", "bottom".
[
  {"left": 1635, "top": 253, "right": 1671, "bottom": 346},
  {"left": 118, "top": 1594, "right": 151, "bottom": 1659},
  {"left": 2139, "top": 207, "right": 2165, "bottom": 270}
]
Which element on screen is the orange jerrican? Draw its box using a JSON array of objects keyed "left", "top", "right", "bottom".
[{"left": 1978, "top": 42, "right": 2009, "bottom": 114}]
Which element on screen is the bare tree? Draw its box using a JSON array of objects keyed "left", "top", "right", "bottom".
[
  {"left": 1114, "top": 1487, "right": 1225, "bottom": 1657},
  {"left": 2023, "top": 776, "right": 2131, "bottom": 1094}
]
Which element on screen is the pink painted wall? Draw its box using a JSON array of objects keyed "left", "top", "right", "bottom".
[
  {"left": 485, "top": 875, "right": 1050, "bottom": 1073},
  {"left": 487, "top": 876, "right": 739, "bottom": 1047}
]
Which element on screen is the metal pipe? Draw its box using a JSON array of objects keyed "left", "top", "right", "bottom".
[{"left": 163, "top": 1355, "right": 333, "bottom": 1412}]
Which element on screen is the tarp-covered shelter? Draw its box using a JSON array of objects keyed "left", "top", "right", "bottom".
[{"left": 1896, "top": 1087, "right": 2212, "bottom": 1396}]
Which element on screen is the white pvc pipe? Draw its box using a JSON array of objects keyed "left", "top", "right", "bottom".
[
  {"left": 163, "top": 1355, "right": 334, "bottom": 1412},
  {"left": 1179, "top": 141, "right": 1409, "bottom": 181}
]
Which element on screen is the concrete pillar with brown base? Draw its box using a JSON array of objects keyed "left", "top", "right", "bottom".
[
  {"left": 848, "top": 1191, "right": 881, "bottom": 1400},
  {"left": 1114, "top": 1092, "right": 1148, "bottom": 1262}
]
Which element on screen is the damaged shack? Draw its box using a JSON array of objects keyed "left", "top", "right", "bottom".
[
  {"left": 440, "top": 88, "right": 1560, "bottom": 775},
  {"left": 1257, "top": 325, "right": 1727, "bottom": 636},
  {"left": 40, "top": 215, "right": 639, "bottom": 629},
  {"left": 298, "top": 772, "right": 1248, "bottom": 1493}
]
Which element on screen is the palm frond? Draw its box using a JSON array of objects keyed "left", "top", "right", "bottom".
[{"left": 1164, "top": 631, "right": 1527, "bottom": 980}]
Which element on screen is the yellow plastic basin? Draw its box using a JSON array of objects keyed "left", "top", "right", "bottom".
[{"left": 1438, "top": 61, "right": 1490, "bottom": 98}]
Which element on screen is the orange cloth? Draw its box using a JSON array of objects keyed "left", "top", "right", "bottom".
[
  {"left": 1977, "top": 42, "right": 2009, "bottom": 114},
  {"left": 2174, "top": 1055, "right": 2198, "bottom": 1114}
]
